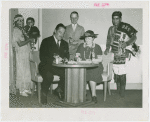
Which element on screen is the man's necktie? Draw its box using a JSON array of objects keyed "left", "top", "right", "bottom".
[
  {"left": 73, "top": 24, "right": 76, "bottom": 31},
  {"left": 57, "top": 41, "right": 60, "bottom": 49}
]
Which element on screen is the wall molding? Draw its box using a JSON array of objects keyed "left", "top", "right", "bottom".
[{"left": 38, "top": 9, "right": 42, "bottom": 51}]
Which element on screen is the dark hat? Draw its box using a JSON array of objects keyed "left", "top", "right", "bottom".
[
  {"left": 112, "top": 11, "right": 122, "bottom": 18},
  {"left": 80, "top": 30, "right": 98, "bottom": 39}
]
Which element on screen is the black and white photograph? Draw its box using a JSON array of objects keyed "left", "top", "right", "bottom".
[{"left": 1, "top": 1, "right": 149, "bottom": 121}]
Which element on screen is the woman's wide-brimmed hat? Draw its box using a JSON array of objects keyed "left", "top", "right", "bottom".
[{"left": 80, "top": 30, "right": 98, "bottom": 39}]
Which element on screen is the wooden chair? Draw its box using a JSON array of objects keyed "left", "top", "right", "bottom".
[
  {"left": 101, "top": 52, "right": 114, "bottom": 101},
  {"left": 29, "top": 51, "right": 60, "bottom": 103}
]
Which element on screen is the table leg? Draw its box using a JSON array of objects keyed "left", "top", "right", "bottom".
[
  {"left": 65, "top": 68, "right": 72, "bottom": 102},
  {"left": 71, "top": 68, "right": 79, "bottom": 103},
  {"left": 65, "top": 68, "right": 86, "bottom": 103},
  {"left": 54, "top": 68, "right": 95, "bottom": 107},
  {"left": 78, "top": 68, "right": 86, "bottom": 102}
]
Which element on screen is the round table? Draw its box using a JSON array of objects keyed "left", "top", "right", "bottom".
[{"left": 53, "top": 63, "right": 98, "bottom": 107}]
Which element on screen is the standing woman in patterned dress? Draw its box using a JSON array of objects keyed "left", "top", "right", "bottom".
[{"left": 12, "top": 14, "right": 34, "bottom": 96}]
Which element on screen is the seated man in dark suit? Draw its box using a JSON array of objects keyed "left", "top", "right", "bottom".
[{"left": 39, "top": 23, "right": 69, "bottom": 104}]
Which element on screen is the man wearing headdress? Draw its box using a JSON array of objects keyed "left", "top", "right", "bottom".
[{"left": 104, "top": 11, "right": 140, "bottom": 97}]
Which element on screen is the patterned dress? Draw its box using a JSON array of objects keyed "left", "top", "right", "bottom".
[
  {"left": 76, "top": 43, "right": 104, "bottom": 83},
  {"left": 12, "top": 27, "right": 32, "bottom": 92}
]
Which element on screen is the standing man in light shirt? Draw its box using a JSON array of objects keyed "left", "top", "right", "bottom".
[{"left": 63, "top": 11, "right": 85, "bottom": 60}]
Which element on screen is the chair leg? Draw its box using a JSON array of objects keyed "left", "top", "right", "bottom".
[
  {"left": 104, "top": 82, "right": 107, "bottom": 101},
  {"left": 50, "top": 83, "right": 53, "bottom": 94},
  {"left": 16, "top": 89, "right": 20, "bottom": 97},
  {"left": 87, "top": 81, "right": 92, "bottom": 98},
  {"left": 31, "top": 82, "right": 36, "bottom": 96},
  {"left": 38, "top": 82, "right": 41, "bottom": 104},
  {"left": 107, "top": 81, "right": 111, "bottom": 95}
]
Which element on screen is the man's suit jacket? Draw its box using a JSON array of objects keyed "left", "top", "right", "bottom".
[
  {"left": 63, "top": 24, "right": 85, "bottom": 59},
  {"left": 39, "top": 36, "right": 69, "bottom": 72}
]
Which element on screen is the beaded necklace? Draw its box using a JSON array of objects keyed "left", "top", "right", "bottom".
[
  {"left": 83, "top": 43, "right": 95, "bottom": 60},
  {"left": 84, "top": 50, "right": 92, "bottom": 60}
]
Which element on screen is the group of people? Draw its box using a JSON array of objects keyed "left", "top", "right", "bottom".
[{"left": 12, "top": 11, "right": 139, "bottom": 105}]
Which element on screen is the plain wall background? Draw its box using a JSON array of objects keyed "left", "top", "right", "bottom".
[{"left": 42, "top": 9, "right": 142, "bottom": 46}]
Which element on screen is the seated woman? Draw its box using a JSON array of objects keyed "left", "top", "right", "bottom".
[{"left": 76, "top": 30, "right": 104, "bottom": 103}]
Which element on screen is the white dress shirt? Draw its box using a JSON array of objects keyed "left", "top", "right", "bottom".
[
  {"left": 53, "top": 35, "right": 61, "bottom": 47},
  {"left": 72, "top": 24, "right": 77, "bottom": 31}
]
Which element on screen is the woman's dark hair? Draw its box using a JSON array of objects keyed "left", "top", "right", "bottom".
[
  {"left": 26, "top": 17, "right": 35, "bottom": 25},
  {"left": 70, "top": 11, "right": 79, "bottom": 18}
]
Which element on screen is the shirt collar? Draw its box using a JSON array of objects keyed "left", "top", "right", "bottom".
[
  {"left": 72, "top": 23, "right": 77, "bottom": 27},
  {"left": 53, "top": 35, "right": 58, "bottom": 43},
  {"left": 53, "top": 35, "right": 61, "bottom": 45}
]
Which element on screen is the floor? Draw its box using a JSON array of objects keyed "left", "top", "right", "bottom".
[{"left": 9, "top": 90, "right": 142, "bottom": 108}]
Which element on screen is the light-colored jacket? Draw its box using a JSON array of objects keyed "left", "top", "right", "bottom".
[{"left": 63, "top": 24, "right": 85, "bottom": 60}]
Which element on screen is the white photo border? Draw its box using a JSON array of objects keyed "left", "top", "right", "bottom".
[{"left": 1, "top": 1, "right": 149, "bottom": 121}]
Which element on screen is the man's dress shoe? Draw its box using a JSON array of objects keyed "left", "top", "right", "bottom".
[
  {"left": 92, "top": 96, "right": 97, "bottom": 104},
  {"left": 54, "top": 90, "right": 64, "bottom": 101},
  {"left": 41, "top": 92, "right": 47, "bottom": 104}
]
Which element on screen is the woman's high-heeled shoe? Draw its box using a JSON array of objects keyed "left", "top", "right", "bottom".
[
  {"left": 20, "top": 91, "right": 28, "bottom": 97},
  {"left": 92, "top": 96, "right": 97, "bottom": 103},
  {"left": 24, "top": 90, "right": 32, "bottom": 94}
]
